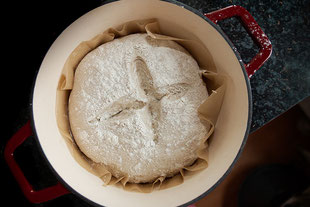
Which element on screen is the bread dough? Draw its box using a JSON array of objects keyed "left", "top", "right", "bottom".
[{"left": 69, "top": 33, "right": 208, "bottom": 183}]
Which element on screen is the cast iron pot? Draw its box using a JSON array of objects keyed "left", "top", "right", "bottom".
[{"left": 5, "top": 0, "right": 272, "bottom": 206}]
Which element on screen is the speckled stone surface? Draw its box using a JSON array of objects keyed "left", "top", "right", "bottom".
[{"left": 178, "top": 0, "right": 310, "bottom": 132}]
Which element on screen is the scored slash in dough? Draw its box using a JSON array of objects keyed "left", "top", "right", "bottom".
[{"left": 69, "top": 33, "right": 209, "bottom": 183}]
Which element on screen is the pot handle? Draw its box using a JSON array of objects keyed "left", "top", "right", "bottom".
[
  {"left": 4, "top": 121, "right": 70, "bottom": 203},
  {"left": 204, "top": 5, "right": 272, "bottom": 78}
]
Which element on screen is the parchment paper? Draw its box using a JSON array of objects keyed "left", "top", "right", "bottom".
[{"left": 56, "top": 19, "right": 226, "bottom": 193}]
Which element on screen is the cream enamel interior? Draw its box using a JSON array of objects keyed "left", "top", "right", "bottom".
[{"left": 32, "top": 0, "right": 250, "bottom": 206}]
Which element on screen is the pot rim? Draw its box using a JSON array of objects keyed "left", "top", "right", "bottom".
[{"left": 30, "top": 0, "right": 252, "bottom": 206}]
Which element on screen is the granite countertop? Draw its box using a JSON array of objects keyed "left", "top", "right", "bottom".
[
  {"left": 2, "top": 0, "right": 310, "bottom": 206},
  {"left": 179, "top": 0, "right": 310, "bottom": 132}
]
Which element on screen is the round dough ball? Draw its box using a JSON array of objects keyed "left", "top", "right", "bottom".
[{"left": 69, "top": 33, "right": 208, "bottom": 183}]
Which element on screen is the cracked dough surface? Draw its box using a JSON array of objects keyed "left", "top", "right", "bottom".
[{"left": 69, "top": 33, "right": 209, "bottom": 183}]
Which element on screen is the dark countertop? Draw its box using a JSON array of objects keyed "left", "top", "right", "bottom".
[
  {"left": 2, "top": 0, "right": 310, "bottom": 206},
  {"left": 179, "top": 0, "right": 310, "bottom": 132}
]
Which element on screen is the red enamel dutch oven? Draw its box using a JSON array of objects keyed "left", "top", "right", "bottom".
[{"left": 5, "top": 0, "right": 272, "bottom": 206}]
